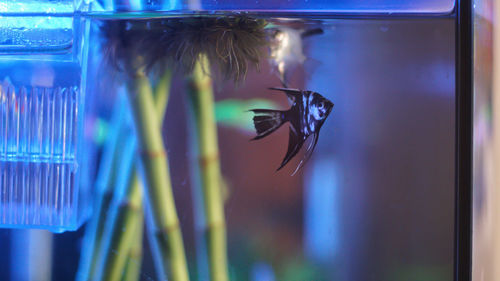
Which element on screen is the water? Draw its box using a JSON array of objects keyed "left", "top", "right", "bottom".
[
  {"left": 0, "top": 6, "right": 457, "bottom": 281},
  {"left": 75, "top": 13, "right": 455, "bottom": 281}
]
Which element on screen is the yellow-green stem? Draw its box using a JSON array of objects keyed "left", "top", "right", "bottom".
[
  {"left": 77, "top": 99, "right": 127, "bottom": 281},
  {"left": 186, "top": 56, "right": 229, "bottom": 281},
  {"left": 96, "top": 174, "right": 143, "bottom": 281},
  {"left": 120, "top": 70, "right": 171, "bottom": 281},
  {"left": 121, "top": 212, "right": 144, "bottom": 281},
  {"left": 96, "top": 70, "right": 174, "bottom": 281},
  {"left": 154, "top": 70, "right": 172, "bottom": 118},
  {"left": 127, "top": 68, "right": 189, "bottom": 281}
]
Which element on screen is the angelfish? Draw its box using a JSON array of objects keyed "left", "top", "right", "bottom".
[{"left": 251, "top": 87, "right": 334, "bottom": 173}]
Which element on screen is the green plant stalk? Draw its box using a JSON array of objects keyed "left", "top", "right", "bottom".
[
  {"left": 153, "top": 69, "right": 173, "bottom": 118},
  {"left": 81, "top": 192, "right": 114, "bottom": 280},
  {"left": 186, "top": 56, "right": 229, "bottom": 281},
  {"left": 126, "top": 68, "right": 189, "bottom": 281},
  {"left": 96, "top": 171, "right": 143, "bottom": 281},
  {"left": 120, "top": 70, "right": 171, "bottom": 281},
  {"left": 121, "top": 212, "right": 144, "bottom": 281},
  {"left": 95, "top": 70, "right": 173, "bottom": 281},
  {"left": 77, "top": 96, "right": 127, "bottom": 281}
]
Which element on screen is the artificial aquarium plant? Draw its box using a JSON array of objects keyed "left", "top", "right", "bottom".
[
  {"left": 95, "top": 70, "right": 174, "bottom": 281},
  {"left": 77, "top": 94, "right": 129, "bottom": 281},
  {"left": 77, "top": 72, "right": 176, "bottom": 281},
  {"left": 186, "top": 56, "right": 230, "bottom": 281},
  {"left": 78, "top": 15, "right": 268, "bottom": 281}
]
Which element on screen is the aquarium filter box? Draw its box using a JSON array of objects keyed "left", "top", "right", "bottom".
[{"left": 0, "top": 1, "right": 92, "bottom": 232}]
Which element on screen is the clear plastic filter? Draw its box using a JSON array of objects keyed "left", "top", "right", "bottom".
[
  {"left": 0, "top": 84, "right": 79, "bottom": 160},
  {"left": 0, "top": 3, "right": 92, "bottom": 232},
  {"left": 0, "top": 83, "right": 80, "bottom": 229}
]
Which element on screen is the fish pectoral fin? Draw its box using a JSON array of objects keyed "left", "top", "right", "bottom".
[{"left": 277, "top": 126, "right": 305, "bottom": 171}]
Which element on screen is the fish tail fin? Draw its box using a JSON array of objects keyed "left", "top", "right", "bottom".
[{"left": 251, "top": 109, "right": 286, "bottom": 140}]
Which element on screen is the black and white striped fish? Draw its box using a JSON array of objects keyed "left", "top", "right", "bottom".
[{"left": 251, "top": 87, "right": 334, "bottom": 173}]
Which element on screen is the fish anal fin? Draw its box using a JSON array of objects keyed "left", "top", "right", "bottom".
[
  {"left": 291, "top": 132, "right": 319, "bottom": 175},
  {"left": 277, "top": 125, "right": 305, "bottom": 171}
]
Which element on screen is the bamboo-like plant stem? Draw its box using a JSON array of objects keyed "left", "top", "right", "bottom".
[
  {"left": 186, "top": 55, "right": 229, "bottom": 281},
  {"left": 121, "top": 213, "right": 144, "bottom": 281},
  {"left": 77, "top": 96, "right": 127, "bottom": 281},
  {"left": 126, "top": 68, "right": 189, "bottom": 281},
  {"left": 95, "top": 70, "right": 173, "bottom": 281},
  {"left": 153, "top": 69, "right": 173, "bottom": 117},
  {"left": 95, "top": 169, "right": 143, "bottom": 281},
  {"left": 120, "top": 70, "right": 171, "bottom": 281}
]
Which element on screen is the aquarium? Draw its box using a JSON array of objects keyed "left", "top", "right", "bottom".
[{"left": 0, "top": 0, "right": 473, "bottom": 280}]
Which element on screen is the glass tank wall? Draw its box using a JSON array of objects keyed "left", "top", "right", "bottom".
[
  {"left": 90, "top": 0, "right": 455, "bottom": 14},
  {"left": 0, "top": 0, "right": 458, "bottom": 281},
  {"left": 76, "top": 16, "right": 455, "bottom": 281}
]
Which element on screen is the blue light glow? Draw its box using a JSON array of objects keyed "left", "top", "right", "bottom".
[
  {"left": 0, "top": 0, "right": 74, "bottom": 14},
  {"left": 251, "top": 262, "right": 276, "bottom": 281},
  {"left": 304, "top": 158, "right": 339, "bottom": 263},
  {"left": 0, "top": 16, "right": 72, "bottom": 30}
]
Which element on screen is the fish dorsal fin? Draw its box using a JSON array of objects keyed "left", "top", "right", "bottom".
[
  {"left": 269, "top": 87, "right": 302, "bottom": 103},
  {"left": 277, "top": 124, "right": 305, "bottom": 171},
  {"left": 301, "top": 28, "right": 324, "bottom": 39}
]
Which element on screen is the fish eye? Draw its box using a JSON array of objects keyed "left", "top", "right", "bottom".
[{"left": 318, "top": 101, "right": 325, "bottom": 109}]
